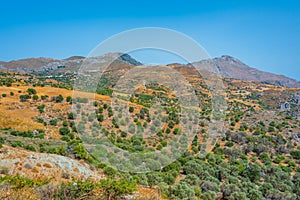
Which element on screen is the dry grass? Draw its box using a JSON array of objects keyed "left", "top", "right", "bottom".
[
  {"left": 0, "top": 187, "right": 40, "bottom": 200},
  {"left": 0, "top": 85, "right": 111, "bottom": 133}
]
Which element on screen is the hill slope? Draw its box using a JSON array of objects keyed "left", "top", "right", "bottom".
[{"left": 191, "top": 55, "right": 300, "bottom": 88}]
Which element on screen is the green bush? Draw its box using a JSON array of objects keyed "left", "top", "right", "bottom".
[
  {"left": 0, "top": 174, "right": 49, "bottom": 189},
  {"left": 55, "top": 94, "right": 64, "bottom": 102},
  {"left": 59, "top": 127, "right": 70, "bottom": 135},
  {"left": 27, "top": 88, "right": 37, "bottom": 95},
  {"left": 225, "top": 141, "right": 234, "bottom": 147},
  {"left": 24, "top": 144, "right": 36, "bottom": 151},
  {"left": 291, "top": 150, "right": 300, "bottom": 160},
  {"left": 32, "top": 94, "right": 39, "bottom": 100},
  {"left": 61, "top": 135, "right": 70, "bottom": 142},
  {"left": 20, "top": 94, "right": 31, "bottom": 102},
  {"left": 66, "top": 96, "right": 72, "bottom": 102},
  {"left": 10, "top": 140, "right": 23, "bottom": 148},
  {"left": 168, "top": 182, "right": 195, "bottom": 199},
  {"left": 129, "top": 106, "right": 134, "bottom": 113},
  {"left": 50, "top": 119, "right": 58, "bottom": 126},
  {"left": 37, "top": 104, "right": 45, "bottom": 113},
  {"left": 73, "top": 143, "right": 88, "bottom": 159},
  {"left": 99, "top": 178, "right": 137, "bottom": 199}
]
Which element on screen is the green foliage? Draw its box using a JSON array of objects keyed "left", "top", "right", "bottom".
[
  {"left": 53, "top": 180, "right": 97, "bottom": 199},
  {"left": 49, "top": 119, "right": 58, "bottom": 126},
  {"left": 24, "top": 144, "right": 36, "bottom": 151},
  {"left": 97, "top": 114, "right": 104, "bottom": 122},
  {"left": 61, "top": 135, "right": 70, "bottom": 142},
  {"left": 19, "top": 94, "right": 31, "bottom": 102},
  {"left": 96, "top": 87, "right": 113, "bottom": 96},
  {"left": 10, "top": 140, "right": 23, "bottom": 148},
  {"left": 99, "top": 178, "right": 137, "bottom": 199},
  {"left": 68, "top": 112, "right": 76, "bottom": 119},
  {"left": 32, "top": 94, "right": 38, "bottom": 100},
  {"left": 74, "top": 97, "right": 88, "bottom": 103},
  {"left": 37, "top": 104, "right": 45, "bottom": 113},
  {"left": 66, "top": 96, "right": 72, "bottom": 102},
  {"left": 103, "top": 166, "right": 118, "bottom": 176},
  {"left": 291, "top": 150, "right": 300, "bottom": 160},
  {"left": 173, "top": 128, "right": 181, "bottom": 135},
  {"left": 10, "top": 129, "right": 44, "bottom": 139},
  {"left": 168, "top": 182, "right": 195, "bottom": 199},
  {"left": 225, "top": 141, "right": 234, "bottom": 147},
  {"left": 59, "top": 127, "right": 70, "bottom": 135},
  {"left": 55, "top": 94, "right": 64, "bottom": 102},
  {"left": 73, "top": 143, "right": 88, "bottom": 159},
  {"left": 27, "top": 88, "right": 37, "bottom": 95},
  {"left": 0, "top": 174, "right": 49, "bottom": 189}
]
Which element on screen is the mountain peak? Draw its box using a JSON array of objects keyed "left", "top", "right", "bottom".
[
  {"left": 99, "top": 52, "right": 142, "bottom": 66},
  {"left": 192, "top": 56, "right": 300, "bottom": 88}
]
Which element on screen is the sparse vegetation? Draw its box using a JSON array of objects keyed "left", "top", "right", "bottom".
[{"left": 0, "top": 60, "right": 299, "bottom": 199}]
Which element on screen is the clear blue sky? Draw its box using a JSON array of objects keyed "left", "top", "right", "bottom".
[{"left": 1, "top": 0, "right": 300, "bottom": 80}]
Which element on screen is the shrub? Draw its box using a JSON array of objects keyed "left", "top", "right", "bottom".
[
  {"left": 32, "top": 94, "right": 39, "bottom": 100},
  {"left": 0, "top": 174, "right": 49, "bottom": 189},
  {"left": 52, "top": 180, "right": 96, "bottom": 199},
  {"left": 1, "top": 93, "right": 7, "bottom": 97},
  {"left": 59, "top": 127, "right": 70, "bottom": 135},
  {"left": 63, "top": 121, "right": 68, "bottom": 126},
  {"left": 61, "top": 135, "right": 70, "bottom": 142},
  {"left": 168, "top": 182, "right": 195, "bottom": 199},
  {"left": 27, "top": 88, "right": 37, "bottom": 95},
  {"left": 37, "top": 104, "right": 45, "bottom": 113},
  {"left": 11, "top": 140, "right": 23, "bottom": 148},
  {"left": 24, "top": 145, "right": 36, "bottom": 151},
  {"left": 173, "top": 128, "right": 181, "bottom": 135},
  {"left": 68, "top": 112, "right": 76, "bottom": 119},
  {"left": 66, "top": 96, "right": 72, "bottom": 102},
  {"left": 291, "top": 150, "right": 300, "bottom": 160},
  {"left": 41, "top": 95, "right": 47, "bottom": 100},
  {"left": 121, "top": 131, "right": 128, "bottom": 137},
  {"left": 73, "top": 144, "right": 88, "bottom": 159},
  {"left": 129, "top": 106, "right": 134, "bottom": 113},
  {"left": 50, "top": 119, "right": 58, "bottom": 126},
  {"left": 225, "top": 141, "right": 234, "bottom": 147},
  {"left": 55, "top": 94, "right": 64, "bottom": 103},
  {"left": 20, "top": 94, "right": 31, "bottom": 102},
  {"left": 97, "top": 114, "right": 104, "bottom": 122},
  {"left": 99, "top": 178, "right": 137, "bottom": 200}
]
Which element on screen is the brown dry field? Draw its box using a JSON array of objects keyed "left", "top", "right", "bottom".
[{"left": 0, "top": 85, "right": 111, "bottom": 131}]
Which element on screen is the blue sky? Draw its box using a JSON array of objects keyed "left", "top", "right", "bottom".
[{"left": 1, "top": 0, "right": 300, "bottom": 80}]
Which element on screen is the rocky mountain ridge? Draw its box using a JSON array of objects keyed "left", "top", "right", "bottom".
[{"left": 0, "top": 53, "right": 299, "bottom": 88}]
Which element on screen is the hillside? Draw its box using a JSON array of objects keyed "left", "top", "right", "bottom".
[
  {"left": 1, "top": 53, "right": 299, "bottom": 89},
  {"left": 0, "top": 56, "right": 300, "bottom": 199},
  {"left": 0, "top": 53, "right": 141, "bottom": 74},
  {"left": 191, "top": 55, "right": 300, "bottom": 88}
]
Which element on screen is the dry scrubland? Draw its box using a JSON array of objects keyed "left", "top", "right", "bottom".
[{"left": 0, "top": 65, "right": 299, "bottom": 199}]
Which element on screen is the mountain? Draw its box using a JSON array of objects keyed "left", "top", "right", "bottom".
[
  {"left": 0, "top": 57, "right": 58, "bottom": 72},
  {"left": 0, "top": 53, "right": 299, "bottom": 88},
  {"left": 191, "top": 55, "right": 300, "bottom": 88},
  {"left": 0, "top": 53, "right": 142, "bottom": 73}
]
